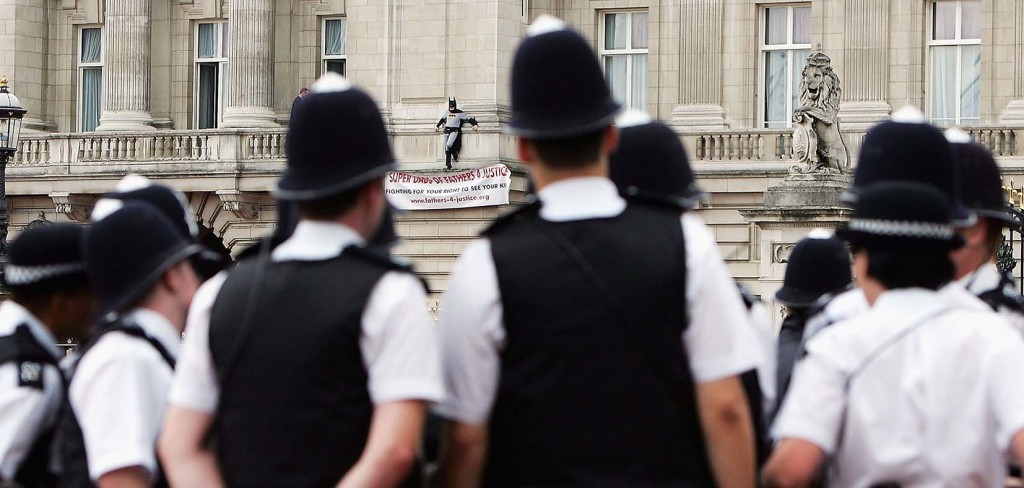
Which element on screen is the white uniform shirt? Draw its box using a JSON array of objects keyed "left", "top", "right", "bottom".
[
  {"left": 437, "top": 177, "right": 762, "bottom": 424},
  {"left": 748, "top": 300, "right": 777, "bottom": 412},
  {"left": 774, "top": 288, "right": 1024, "bottom": 488},
  {"left": 0, "top": 301, "right": 63, "bottom": 481},
  {"left": 168, "top": 220, "right": 444, "bottom": 415},
  {"left": 69, "top": 308, "right": 181, "bottom": 481},
  {"left": 961, "top": 262, "right": 1024, "bottom": 336}
]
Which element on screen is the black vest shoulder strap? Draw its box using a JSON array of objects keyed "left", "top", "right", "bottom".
[
  {"left": 482, "top": 199, "right": 541, "bottom": 237},
  {"left": 0, "top": 324, "right": 58, "bottom": 366},
  {"left": 977, "top": 273, "right": 1024, "bottom": 314},
  {"left": 85, "top": 320, "right": 176, "bottom": 369}
]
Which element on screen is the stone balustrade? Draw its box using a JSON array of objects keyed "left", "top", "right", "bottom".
[{"left": 9, "top": 126, "right": 1022, "bottom": 170}]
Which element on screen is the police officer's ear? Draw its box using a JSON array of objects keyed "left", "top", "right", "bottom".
[
  {"left": 601, "top": 125, "right": 620, "bottom": 155},
  {"left": 517, "top": 137, "right": 539, "bottom": 166}
]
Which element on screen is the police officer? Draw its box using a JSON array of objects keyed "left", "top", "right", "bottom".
[
  {"left": 0, "top": 224, "right": 95, "bottom": 487},
  {"left": 56, "top": 201, "right": 203, "bottom": 487},
  {"left": 159, "top": 73, "right": 442, "bottom": 488},
  {"left": 435, "top": 97, "right": 479, "bottom": 169},
  {"left": 437, "top": 16, "right": 758, "bottom": 487},
  {"left": 944, "top": 129, "right": 1024, "bottom": 333},
  {"left": 607, "top": 109, "right": 775, "bottom": 467},
  {"left": 771, "top": 230, "right": 852, "bottom": 424},
  {"left": 765, "top": 182, "right": 1024, "bottom": 487}
]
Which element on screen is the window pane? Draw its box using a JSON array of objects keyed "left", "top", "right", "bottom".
[
  {"left": 961, "top": 0, "right": 981, "bottom": 40},
  {"left": 81, "top": 68, "right": 102, "bottom": 132},
  {"left": 960, "top": 44, "right": 981, "bottom": 122},
  {"left": 198, "top": 24, "right": 217, "bottom": 58},
  {"left": 605, "top": 55, "right": 628, "bottom": 104},
  {"left": 198, "top": 64, "right": 218, "bottom": 129},
  {"left": 325, "top": 60, "right": 346, "bottom": 76},
  {"left": 792, "top": 49, "right": 810, "bottom": 110},
  {"left": 764, "top": 51, "right": 788, "bottom": 127},
  {"left": 631, "top": 54, "right": 647, "bottom": 110},
  {"left": 604, "top": 13, "right": 628, "bottom": 50},
  {"left": 631, "top": 12, "right": 648, "bottom": 49},
  {"left": 764, "top": 7, "right": 788, "bottom": 45},
  {"left": 932, "top": 1, "right": 957, "bottom": 40},
  {"left": 793, "top": 7, "right": 811, "bottom": 45},
  {"left": 222, "top": 23, "right": 230, "bottom": 56},
  {"left": 81, "top": 28, "right": 102, "bottom": 63},
  {"left": 930, "top": 46, "right": 958, "bottom": 125},
  {"left": 324, "top": 19, "right": 346, "bottom": 56}
]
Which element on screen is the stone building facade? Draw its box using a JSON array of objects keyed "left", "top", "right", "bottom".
[{"left": 2, "top": 0, "right": 1024, "bottom": 321}]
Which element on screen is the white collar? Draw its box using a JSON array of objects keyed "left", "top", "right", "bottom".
[
  {"left": 0, "top": 301, "right": 61, "bottom": 360},
  {"left": 123, "top": 308, "right": 182, "bottom": 358},
  {"left": 958, "top": 262, "right": 1003, "bottom": 295},
  {"left": 872, "top": 288, "right": 947, "bottom": 319},
  {"left": 271, "top": 220, "right": 366, "bottom": 262},
  {"left": 536, "top": 177, "right": 626, "bottom": 222}
]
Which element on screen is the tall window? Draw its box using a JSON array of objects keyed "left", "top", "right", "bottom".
[
  {"left": 929, "top": 0, "right": 981, "bottom": 126},
  {"left": 78, "top": 27, "right": 102, "bottom": 132},
  {"left": 599, "top": 10, "right": 648, "bottom": 111},
  {"left": 322, "top": 18, "right": 347, "bottom": 76},
  {"left": 195, "top": 22, "right": 228, "bottom": 129},
  {"left": 760, "top": 5, "right": 811, "bottom": 128}
]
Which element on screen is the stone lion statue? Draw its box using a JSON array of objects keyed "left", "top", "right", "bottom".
[{"left": 791, "top": 52, "right": 850, "bottom": 173}]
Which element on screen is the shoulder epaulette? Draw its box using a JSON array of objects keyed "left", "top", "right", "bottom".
[{"left": 481, "top": 199, "right": 542, "bottom": 236}]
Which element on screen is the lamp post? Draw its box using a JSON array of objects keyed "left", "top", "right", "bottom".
[{"left": 0, "top": 76, "right": 26, "bottom": 257}]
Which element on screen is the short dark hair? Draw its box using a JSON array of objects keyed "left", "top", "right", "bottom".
[
  {"left": 10, "top": 274, "right": 91, "bottom": 317},
  {"left": 856, "top": 245, "right": 954, "bottom": 291},
  {"left": 529, "top": 128, "right": 607, "bottom": 169},
  {"left": 296, "top": 185, "right": 364, "bottom": 220}
]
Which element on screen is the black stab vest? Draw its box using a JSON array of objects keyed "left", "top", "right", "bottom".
[
  {"left": 54, "top": 320, "right": 174, "bottom": 488},
  {"left": 483, "top": 200, "right": 714, "bottom": 488},
  {"left": 0, "top": 324, "right": 61, "bottom": 488},
  {"left": 208, "top": 246, "right": 423, "bottom": 488}
]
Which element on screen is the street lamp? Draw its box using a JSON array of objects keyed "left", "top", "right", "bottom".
[{"left": 0, "top": 76, "right": 26, "bottom": 255}]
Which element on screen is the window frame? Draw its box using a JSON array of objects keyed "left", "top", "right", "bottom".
[
  {"left": 321, "top": 17, "right": 347, "bottom": 77},
  {"left": 193, "top": 21, "right": 229, "bottom": 130},
  {"left": 77, "top": 26, "right": 103, "bottom": 133},
  {"left": 926, "top": 0, "right": 982, "bottom": 126},
  {"left": 757, "top": 3, "right": 812, "bottom": 129},
  {"left": 597, "top": 9, "right": 650, "bottom": 111}
]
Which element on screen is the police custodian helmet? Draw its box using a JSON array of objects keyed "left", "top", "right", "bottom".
[
  {"left": 277, "top": 73, "right": 396, "bottom": 201},
  {"left": 609, "top": 110, "right": 706, "bottom": 209},
  {"left": 505, "top": 15, "right": 621, "bottom": 140}
]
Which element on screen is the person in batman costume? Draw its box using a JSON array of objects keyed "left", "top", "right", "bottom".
[{"left": 435, "top": 97, "right": 478, "bottom": 169}]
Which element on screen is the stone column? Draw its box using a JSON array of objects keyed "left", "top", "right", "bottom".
[
  {"left": 837, "top": 0, "right": 891, "bottom": 127},
  {"left": 96, "top": 0, "right": 155, "bottom": 132},
  {"left": 222, "top": 0, "right": 278, "bottom": 128},
  {"left": 669, "top": 0, "right": 728, "bottom": 129},
  {"left": 1001, "top": 1, "right": 1024, "bottom": 122}
]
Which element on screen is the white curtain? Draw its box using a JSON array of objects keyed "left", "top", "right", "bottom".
[
  {"left": 81, "top": 29, "right": 101, "bottom": 63},
  {"left": 933, "top": 1, "right": 957, "bottom": 40},
  {"left": 792, "top": 48, "right": 810, "bottom": 110},
  {"left": 764, "top": 51, "right": 787, "bottom": 127},
  {"left": 631, "top": 54, "right": 647, "bottom": 110},
  {"left": 960, "top": 44, "right": 981, "bottom": 122},
  {"left": 605, "top": 13, "right": 627, "bottom": 50},
  {"left": 631, "top": 13, "right": 648, "bottom": 49},
  {"left": 930, "top": 46, "right": 957, "bottom": 124},
  {"left": 605, "top": 56, "right": 627, "bottom": 105},
  {"left": 793, "top": 7, "right": 811, "bottom": 44},
  {"left": 81, "top": 68, "right": 101, "bottom": 132},
  {"left": 325, "top": 20, "right": 346, "bottom": 56},
  {"left": 961, "top": 0, "right": 981, "bottom": 39},
  {"left": 765, "top": 7, "right": 787, "bottom": 45},
  {"left": 198, "top": 23, "right": 218, "bottom": 58}
]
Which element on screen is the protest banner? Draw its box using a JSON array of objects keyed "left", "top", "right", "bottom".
[{"left": 385, "top": 164, "right": 512, "bottom": 210}]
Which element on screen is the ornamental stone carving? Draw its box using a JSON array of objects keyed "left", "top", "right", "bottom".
[
  {"left": 791, "top": 52, "right": 851, "bottom": 174},
  {"left": 49, "top": 193, "right": 96, "bottom": 222},
  {"left": 217, "top": 190, "right": 260, "bottom": 220}
]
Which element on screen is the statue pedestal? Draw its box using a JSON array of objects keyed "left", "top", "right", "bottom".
[{"left": 739, "top": 172, "right": 853, "bottom": 326}]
